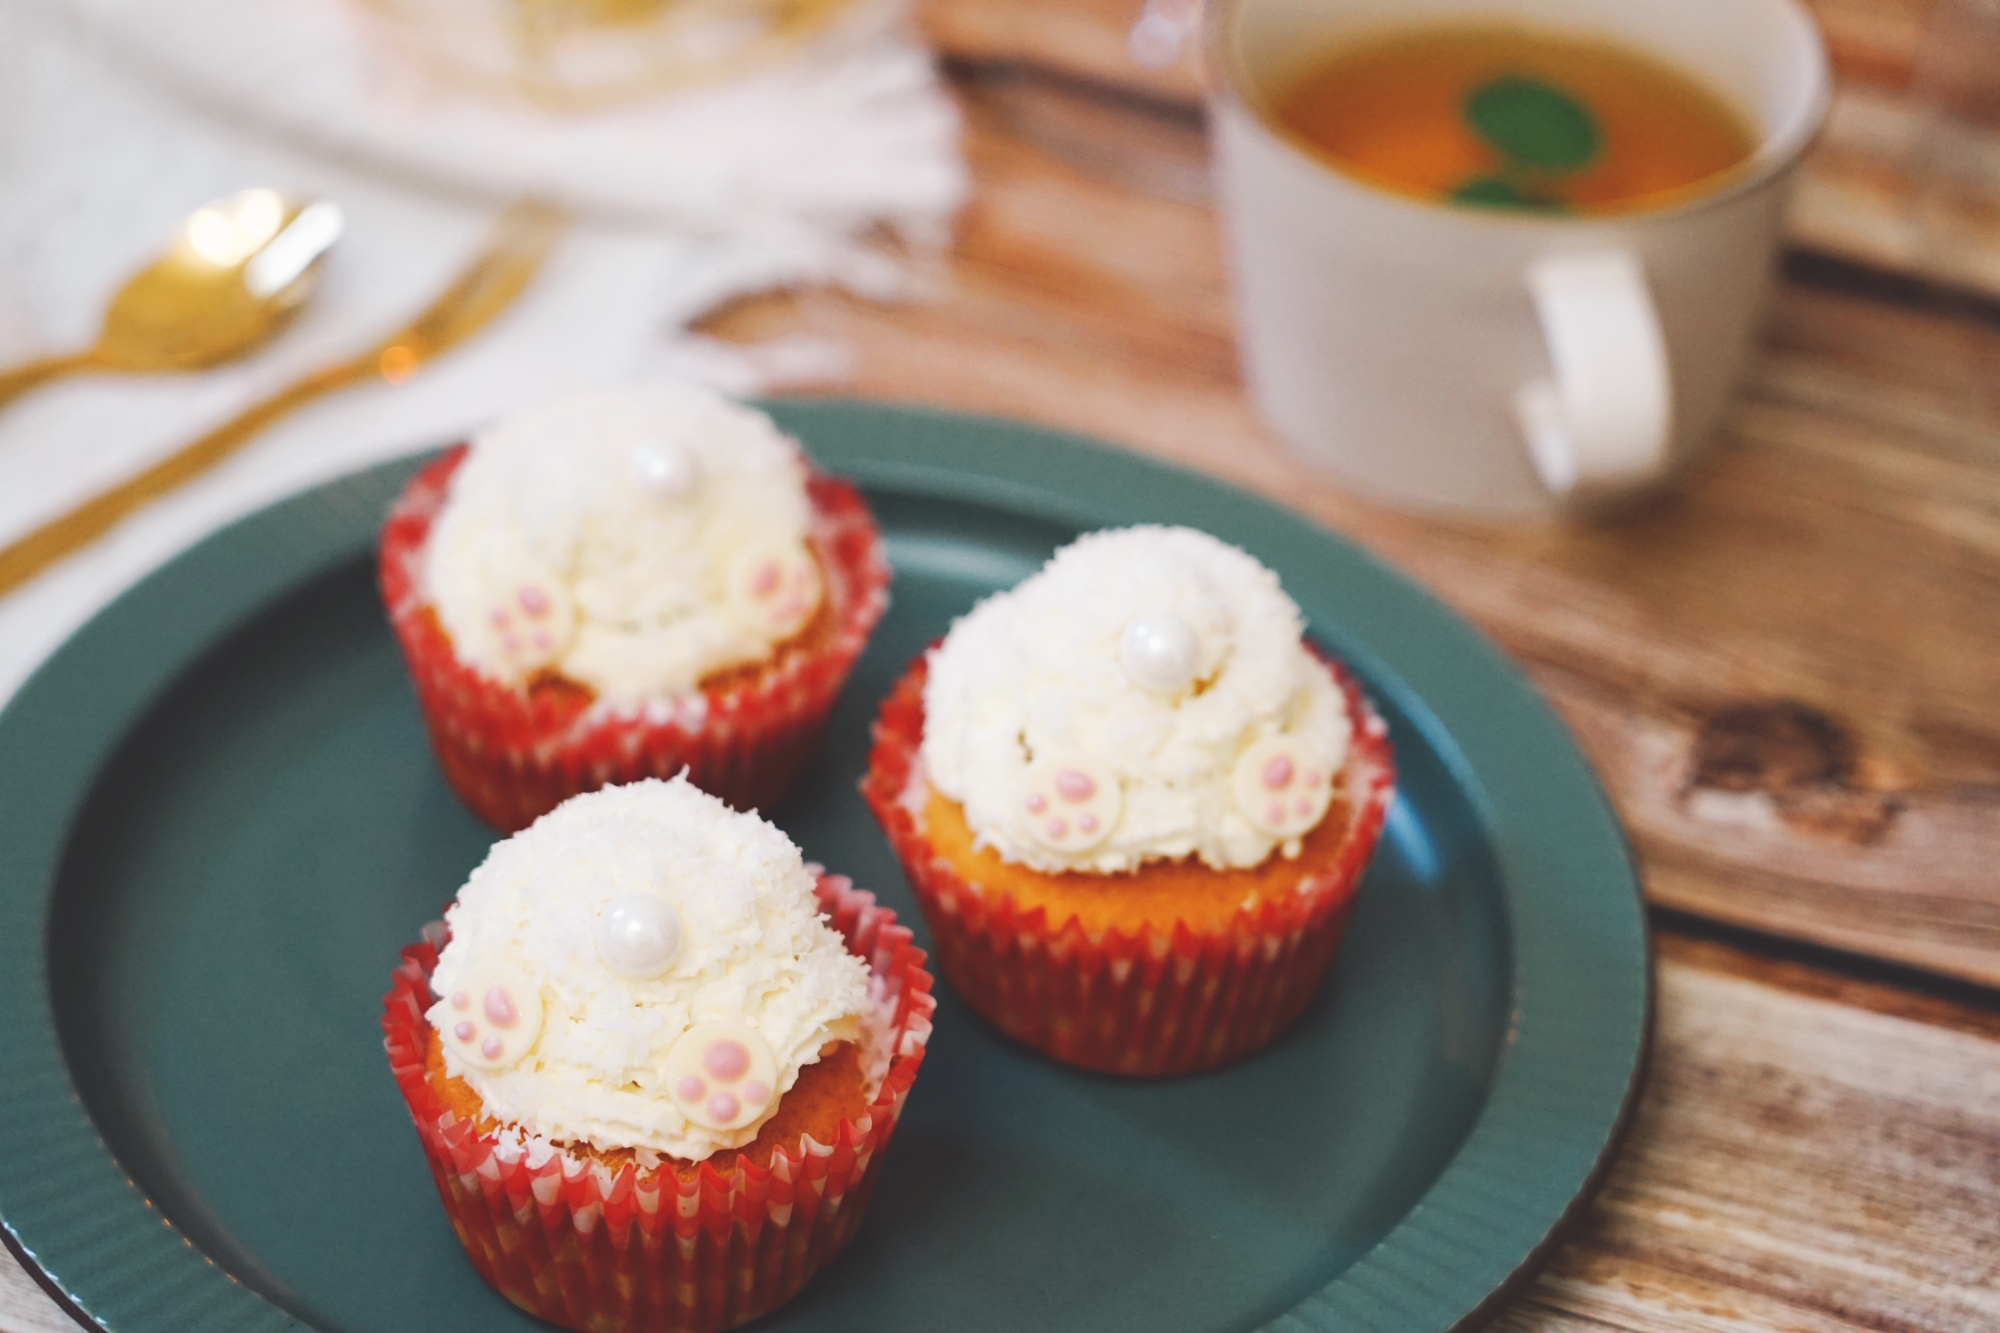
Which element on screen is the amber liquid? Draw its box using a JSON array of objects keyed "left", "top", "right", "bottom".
[{"left": 1269, "top": 26, "right": 1757, "bottom": 214}]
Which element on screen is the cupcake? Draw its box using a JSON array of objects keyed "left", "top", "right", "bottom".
[
  {"left": 863, "top": 526, "right": 1392, "bottom": 1077},
  {"left": 379, "top": 384, "right": 891, "bottom": 831},
  {"left": 381, "top": 776, "right": 934, "bottom": 1333}
]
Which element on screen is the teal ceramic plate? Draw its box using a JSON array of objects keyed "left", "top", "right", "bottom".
[{"left": 0, "top": 401, "right": 1647, "bottom": 1333}]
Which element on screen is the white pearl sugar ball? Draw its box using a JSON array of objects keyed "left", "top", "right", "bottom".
[
  {"left": 1120, "top": 611, "right": 1201, "bottom": 693},
  {"left": 629, "top": 440, "right": 699, "bottom": 500},
  {"left": 596, "top": 895, "right": 684, "bottom": 980}
]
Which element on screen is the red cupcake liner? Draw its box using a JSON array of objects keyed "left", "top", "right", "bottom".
[
  {"left": 379, "top": 446, "right": 892, "bottom": 832},
  {"left": 863, "top": 647, "right": 1394, "bottom": 1077},
  {"left": 383, "top": 873, "right": 934, "bottom": 1333}
]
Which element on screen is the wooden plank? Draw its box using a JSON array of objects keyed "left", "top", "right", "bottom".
[
  {"left": 0, "top": 1259, "right": 74, "bottom": 1333},
  {"left": 5, "top": 933, "right": 1993, "bottom": 1333},
  {"left": 917, "top": 0, "right": 2000, "bottom": 302},
  {"left": 1496, "top": 933, "right": 2000, "bottom": 1333},
  {"left": 704, "top": 76, "right": 2000, "bottom": 985}
]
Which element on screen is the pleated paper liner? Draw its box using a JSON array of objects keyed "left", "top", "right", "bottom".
[
  {"left": 379, "top": 446, "right": 892, "bottom": 832},
  {"left": 383, "top": 873, "right": 934, "bottom": 1333},
  {"left": 863, "top": 647, "right": 1393, "bottom": 1077}
]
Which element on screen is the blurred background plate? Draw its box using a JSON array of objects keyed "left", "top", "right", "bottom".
[
  {"left": 0, "top": 401, "right": 1648, "bottom": 1333},
  {"left": 33, "top": 0, "right": 959, "bottom": 226}
]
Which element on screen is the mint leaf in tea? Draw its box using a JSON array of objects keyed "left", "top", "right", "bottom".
[
  {"left": 1463, "top": 76, "right": 1599, "bottom": 173},
  {"left": 1449, "top": 174, "right": 1566, "bottom": 213},
  {"left": 1268, "top": 25, "right": 1754, "bottom": 215}
]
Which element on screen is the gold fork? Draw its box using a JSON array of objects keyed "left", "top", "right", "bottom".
[{"left": 0, "top": 199, "right": 570, "bottom": 600}]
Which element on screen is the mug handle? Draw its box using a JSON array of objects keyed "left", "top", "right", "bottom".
[{"left": 1513, "top": 251, "right": 1673, "bottom": 500}]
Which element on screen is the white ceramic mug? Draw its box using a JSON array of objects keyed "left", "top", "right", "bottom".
[{"left": 1206, "top": 0, "right": 1830, "bottom": 516}]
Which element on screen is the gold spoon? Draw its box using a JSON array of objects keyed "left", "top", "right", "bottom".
[
  {"left": 0, "top": 189, "right": 344, "bottom": 410},
  {"left": 0, "top": 199, "right": 568, "bottom": 599}
]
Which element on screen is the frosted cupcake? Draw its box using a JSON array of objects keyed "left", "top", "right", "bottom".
[
  {"left": 378, "top": 384, "right": 890, "bottom": 831},
  {"left": 382, "top": 777, "right": 934, "bottom": 1333},
  {"left": 863, "top": 526, "right": 1392, "bottom": 1076}
]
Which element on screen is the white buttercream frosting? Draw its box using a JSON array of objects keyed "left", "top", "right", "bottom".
[
  {"left": 920, "top": 526, "right": 1352, "bottom": 873},
  {"left": 426, "top": 776, "right": 874, "bottom": 1159},
  {"left": 422, "top": 384, "right": 821, "bottom": 701}
]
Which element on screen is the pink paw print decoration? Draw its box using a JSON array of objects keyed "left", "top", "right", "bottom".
[
  {"left": 726, "top": 542, "right": 822, "bottom": 640},
  {"left": 1021, "top": 755, "right": 1122, "bottom": 854},
  {"left": 665, "top": 1021, "right": 779, "bottom": 1132},
  {"left": 1232, "top": 736, "right": 1338, "bottom": 841},
  {"left": 488, "top": 576, "right": 575, "bottom": 675},
  {"left": 440, "top": 964, "right": 544, "bottom": 1072}
]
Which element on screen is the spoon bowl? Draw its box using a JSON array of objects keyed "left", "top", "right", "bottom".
[{"left": 0, "top": 189, "right": 343, "bottom": 407}]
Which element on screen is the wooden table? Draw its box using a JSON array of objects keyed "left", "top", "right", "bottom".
[{"left": 6, "top": 0, "right": 1999, "bottom": 1328}]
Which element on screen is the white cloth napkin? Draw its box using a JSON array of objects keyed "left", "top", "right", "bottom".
[{"left": 0, "top": 0, "right": 964, "bottom": 707}]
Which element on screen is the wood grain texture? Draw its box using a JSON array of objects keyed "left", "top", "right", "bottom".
[
  {"left": 1495, "top": 933, "right": 2000, "bottom": 1333},
  {"left": 918, "top": 0, "right": 2000, "bottom": 300},
  {"left": 0, "top": 1258, "right": 76, "bottom": 1333},
  {"left": 702, "top": 73, "right": 2000, "bottom": 986}
]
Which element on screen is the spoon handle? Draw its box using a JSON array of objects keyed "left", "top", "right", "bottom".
[{"left": 0, "top": 351, "right": 102, "bottom": 412}]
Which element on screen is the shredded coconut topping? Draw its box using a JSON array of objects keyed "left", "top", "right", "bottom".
[
  {"left": 920, "top": 526, "right": 1352, "bottom": 873},
  {"left": 423, "top": 384, "right": 820, "bottom": 700},
  {"left": 427, "top": 777, "right": 874, "bottom": 1159}
]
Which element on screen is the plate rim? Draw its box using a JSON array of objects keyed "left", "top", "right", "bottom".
[{"left": 0, "top": 398, "right": 1651, "bottom": 1333}]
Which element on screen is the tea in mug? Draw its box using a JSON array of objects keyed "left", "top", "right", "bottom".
[{"left": 1268, "top": 25, "right": 1756, "bottom": 214}]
